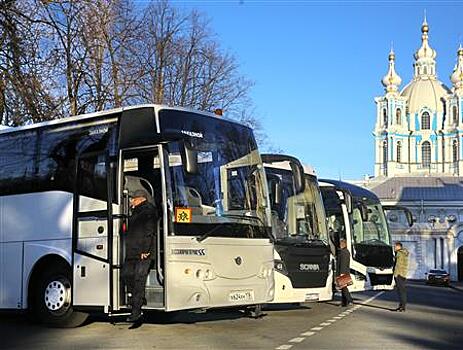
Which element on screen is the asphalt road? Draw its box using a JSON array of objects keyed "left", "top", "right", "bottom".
[{"left": 1, "top": 281, "right": 462, "bottom": 350}]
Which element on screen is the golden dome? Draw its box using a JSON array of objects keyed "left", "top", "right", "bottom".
[{"left": 382, "top": 48, "right": 402, "bottom": 93}]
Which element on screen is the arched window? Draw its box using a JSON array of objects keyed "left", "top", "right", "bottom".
[
  {"left": 422, "top": 141, "right": 431, "bottom": 168},
  {"left": 421, "top": 111, "right": 430, "bottom": 130},
  {"left": 396, "top": 108, "right": 402, "bottom": 125},
  {"left": 383, "top": 108, "right": 388, "bottom": 127},
  {"left": 397, "top": 141, "right": 402, "bottom": 163},
  {"left": 453, "top": 106, "right": 458, "bottom": 124},
  {"left": 383, "top": 140, "right": 388, "bottom": 164},
  {"left": 424, "top": 66, "right": 428, "bottom": 75},
  {"left": 453, "top": 140, "right": 459, "bottom": 163}
]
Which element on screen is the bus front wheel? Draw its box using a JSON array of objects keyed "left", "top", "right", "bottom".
[{"left": 31, "top": 264, "right": 88, "bottom": 328}]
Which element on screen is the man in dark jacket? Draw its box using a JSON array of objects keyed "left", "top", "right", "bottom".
[
  {"left": 337, "top": 239, "right": 353, "bottom": 307},
  {"left": 121, "top": 188, "right": 157, "bottom": 323}
]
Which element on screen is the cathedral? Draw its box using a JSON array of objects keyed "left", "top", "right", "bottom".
[
  {"left": 374, "top": 19, "right": 463, "bottom": 177},
  {"left": 360, "top": 19, "right": 463, "bottom": 281}
]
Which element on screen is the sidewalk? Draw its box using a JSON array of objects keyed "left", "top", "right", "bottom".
[{"left": 450, "top": 281, "right": 463, "bottom": 292}]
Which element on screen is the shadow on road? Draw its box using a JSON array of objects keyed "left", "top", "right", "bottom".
[
  {"left": 355, "top": 302, "right": 395, "bottom": 312},
  {"left": 350, "top": 281, "right": 463, "bottom": 349}
]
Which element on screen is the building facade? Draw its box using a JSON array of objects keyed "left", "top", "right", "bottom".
[
  {"left": 363, "top": 19, "right": 463, "bottom": 281},
  {"left": 374, "top": 19, "right": 463, "bottom": 178}
]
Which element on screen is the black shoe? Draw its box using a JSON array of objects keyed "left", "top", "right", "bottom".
[
  {"left": 126, "top": 312, "right": 143, "bottom": 323},
  {"left": 394, "top": 307, "right": 405, "bottom": 312}
]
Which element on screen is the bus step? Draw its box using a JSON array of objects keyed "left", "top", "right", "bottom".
[
  {"left": 108, "top": 312, "right": 132, "bottom": 317},
  {"left": 145, "top": 286, "right": 164, "bottom": 307}
]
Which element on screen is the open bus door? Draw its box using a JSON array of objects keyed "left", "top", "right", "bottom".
[
  {"left": 121, "top": 146, "right": 166, "bottom": 310},
  {"left": 72, "top": 152, "right": 116, "bottom": 312}
]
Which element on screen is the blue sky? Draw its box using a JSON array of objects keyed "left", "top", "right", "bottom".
[{"left": 172, "top": 1, "right": 463, "bottom": 179}]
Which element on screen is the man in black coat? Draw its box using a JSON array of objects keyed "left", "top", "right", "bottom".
[
  {"left": 337, "top": 238, "right": 353, "bottom": 307},
  {"left": 121, "top": 188, "right": 157, "bottom": 323}
]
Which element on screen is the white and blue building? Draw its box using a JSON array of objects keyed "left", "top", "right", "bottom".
[
  {"left": 360, "top": 19, "right": 463, "bottom": 282},
  {"left": 374, "top": 19, "right": 463, "bottom": 177}
]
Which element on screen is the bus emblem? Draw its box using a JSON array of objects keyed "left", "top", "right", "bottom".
[
  {"left": 171, "top": 249, "right": 206, "bottom": 256},
  {"left": 234, "top": 257, "right": 243, "bottom": 266},
  {"left": 299, "top": 263, "right": 320, "bottom": 271}
]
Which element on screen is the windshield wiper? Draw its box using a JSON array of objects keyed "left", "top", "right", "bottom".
[
  {"left": 196, "top": 224, "right": 223, "bottom": 242},
  {"left": 197, "top": 213, "right": 274, "bottom": 243}
]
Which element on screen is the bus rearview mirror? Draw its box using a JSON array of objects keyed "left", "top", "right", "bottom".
[
  {"left": 344, "top": 191, "right": 353, "bottom": 214},
  {"left": 271, "top": 179, "right": 282, "bottom": 206},
  {"left": 404, "top": 208, "right": 414, "bottom": 227},
  {"left": 289, "top": 161, "right": 305, "bottom": 194},
  {"left": 359, "top": 203, "right": 369, "bottom": 222},
  {"left": 182, "top": 143, "right": 199, "bottom": 174}
]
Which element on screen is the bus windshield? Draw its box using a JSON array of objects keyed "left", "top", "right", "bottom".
[
  {"left": 269, "top": 169, "right": 328, "bottom": 242},
  {"left": 352, "top": 203, "right": 391, "bottom": 245},
  {"left": 164, "top": 118, "right": 270, "bottom": 239}
]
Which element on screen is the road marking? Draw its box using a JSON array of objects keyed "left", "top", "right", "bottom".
[
  {"left": 289, "top": 338, "right": 305, "bottom": 343},
  {"left": 274, "top": 291, "right": 384, "bottom": 350},
  {"left": 356, "top": 291, "right": 385, "bottom": 306},
  {"left": 300, "top": 331, "right": 315, "bottom": 337}
]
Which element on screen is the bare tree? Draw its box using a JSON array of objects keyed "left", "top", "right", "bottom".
[
  {"left": 0, "top": 0, "right": 269, "bottom": 148},
  {"left": 0, "top": 0, "right": 59, "bottom": 125},
  {"left": 39, "top": 0, "right": 91, "bottom": 116},
  {"left": 79, "top": 0, "right": 141, "bottom": 111}
]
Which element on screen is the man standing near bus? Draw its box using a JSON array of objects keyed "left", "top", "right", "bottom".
[
  {"left": 337, "top": 239, "right": 353, "bottom": 307},
  {"left": 121, "top": 189, "right": 157, "bottom": 323},
  {"left": 393, "top": 241, "right": 409, "bottom": 312}
]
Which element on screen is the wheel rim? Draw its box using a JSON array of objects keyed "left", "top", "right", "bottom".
[{"left": 44, "top": 277, "right": 71, "bottom": 315}]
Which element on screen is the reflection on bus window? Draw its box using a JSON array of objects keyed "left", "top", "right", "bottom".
[
  {"left": 270, "top": 171, "right": 328, "bottom": 242},
  {"left": 352, "top": 204, "right": 390, "bottom": 245},
  {"left": 166, "top": 140, "right": 269, "bottom": 239}
]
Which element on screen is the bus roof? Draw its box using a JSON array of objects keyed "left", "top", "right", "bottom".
[
  {"left": 0, "top": 104, "right": 239, "bottom": 136},
  {"left": 319, "top": 179, "right": 380, "bottom": 203}
]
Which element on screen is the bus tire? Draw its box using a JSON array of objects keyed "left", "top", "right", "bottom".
[{"left": 31, "top": 264, "right": 88, "bottom": 328}]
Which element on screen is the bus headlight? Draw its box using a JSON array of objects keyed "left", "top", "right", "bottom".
[
  {"left": 195, "top": 268, "right": 216, "bottom": 281},
  {"left": 274, "top": 260, "right": 288, "bottom": 275}
]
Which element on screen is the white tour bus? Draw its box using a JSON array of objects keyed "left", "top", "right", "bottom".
[
  {"left": 263, "top": 155, "right": 334, "bottom": 303},
  {"left": 319, "top": 180, "right": 412, "bottom": 292},
  {"left": 0, "top": 105, "right": 275, "bottom": 327}
]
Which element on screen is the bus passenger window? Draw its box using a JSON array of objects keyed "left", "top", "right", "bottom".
[{"left": 78, "top": 154, "right": 108, "bottom": 201}]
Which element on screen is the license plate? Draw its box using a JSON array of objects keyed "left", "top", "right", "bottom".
[
  {"left": 229, "top": 290, "right": 255, "bottom": 302},
  {"left": 305, "top": 293, "right": 319, "bottom": 302}
]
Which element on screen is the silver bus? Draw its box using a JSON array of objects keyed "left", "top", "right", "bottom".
[
  {"left": 319, "top": 180, "right": 412, "bottom": 292},
  {"left": 0, "top": 105, "right": 274, "bottom": 327},
  {"left": 263, "top": 155, "right": 334, "bottom": 303}
]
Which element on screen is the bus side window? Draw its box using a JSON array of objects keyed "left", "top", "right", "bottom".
[
  {"left": 78, "top": 154, "right": 108, "bottom": 201},
  {"left": 0, "top": 130, "right": 39, "bottom": 195}
]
